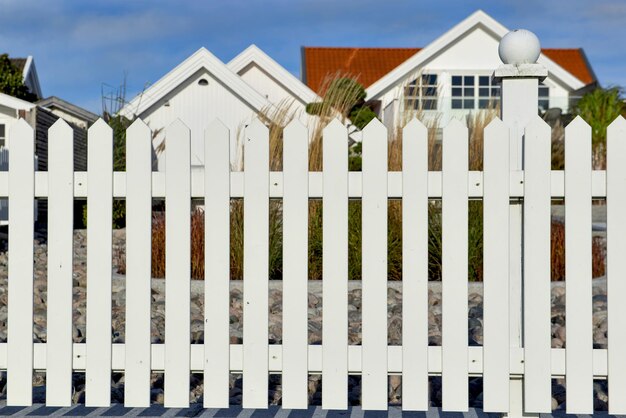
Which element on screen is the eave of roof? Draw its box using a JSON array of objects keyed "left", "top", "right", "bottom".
[{"left": 37, "top": 96, "right": 100, "bottom": 123}]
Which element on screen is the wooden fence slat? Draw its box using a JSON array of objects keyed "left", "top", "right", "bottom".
[
  {"left": 7, "top": 119, "right": 35, "bottom": 406},
  {"left": 523, "top": 116, "right": 552, "bottom": 413},
  {"left": 401, "top": 119, "right": 429, "bottom": 411},
  {"left": 564, "top": 116, "right": 593, "bottom": 414},
  {"left": 242, "top": 119, "right": 269, "bottom": 408},
  {"left": 85, "top": 119, "right": 113, "bottom": 407},
  {"left": 124, "top": 119, "right": 153, "bottom": 407},
  {"left": 204, "top": 120, "right": 231, "bottom": 408},
  {"left": 361, "top": 118, "right": 388, "bottom": 410},
  {"left": 607, "top": 116, "right": 626, "bottom": 414},
  {"left": 164, "top": 119, "right": 191, "bottom": 407},
  {"left": 322, "top": 119, "right": 349, "bottom": 409},
  {"left": 281, "top": 120, "right": 309, "bottom": 409},
  {"left": 46, "top": 119, "right": 74, "bottom": 406},
  {"left": 482, "top": 118, "right": 510, "bottom": 412},
  {"left": 441, "top": 119, "right": 469, "bottom": 411}
]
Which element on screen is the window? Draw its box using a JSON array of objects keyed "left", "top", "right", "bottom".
[
  {"left": 0, "top": 124, "right": 5, "bottom": 149},
  {"left": 451, "top": 75, "right": 476, "bottom": 109},
  {"left": 405, "top": 74, "right": 438, "bottom": 110},
  {"left": 538, "top": 82, "right": 550, "bottom": 111},
  {"left": 478, "top": 76, "right": 500, "bottom": 109},
  {"left": 452, "top": 75, "right": 500, "bottom": 110}
]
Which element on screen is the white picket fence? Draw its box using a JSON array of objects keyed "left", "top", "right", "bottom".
[{"left": 1, "top": 112, "right": 626, "bottom": 415}]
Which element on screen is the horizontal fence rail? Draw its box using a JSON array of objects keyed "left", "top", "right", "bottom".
[
  {"left": 0, "top": 170, "right": 610, "bottom": 199},
  {"left": 0, "top": 114, "right": 625, "bottom": 414}
]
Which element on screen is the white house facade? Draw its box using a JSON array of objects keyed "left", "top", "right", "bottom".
[
  {"left": 302, "top": 10, "right": 597, "bottom": 130},
  {"left": 119, "top": 46, "right": 323, "bottom": 171}
]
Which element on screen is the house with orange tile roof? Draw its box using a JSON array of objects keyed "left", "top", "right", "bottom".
[{"left": 302, "top": 10, "right": 597, "bottom": 129}]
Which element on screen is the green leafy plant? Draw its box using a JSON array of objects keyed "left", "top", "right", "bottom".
[
  {"left": 575, "top": 87, "right": 625, "bottom": 169},
  {"left": 0, "top": 54, "right": 38, "bottom": 101}
]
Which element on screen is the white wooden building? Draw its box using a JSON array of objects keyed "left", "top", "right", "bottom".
[
  {"left": 302, "top": 10, "right": 598, "bottom": 130},
  {"left": 227, "top": 44, "right": 320, "bottom": 127},
  {"left": 119, "top": 46, "right": 322, "bottom": 171}
]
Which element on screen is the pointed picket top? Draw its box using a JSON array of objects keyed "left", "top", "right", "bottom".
[
  {"left": 205, "top": 119, "right": 230, "bottom": 152},
  {"left": 246, "top": 117, "right": 269, "bottom": 142},
  {"left": 323, "top": 118, "right": 346, "bottom": 138},
  {"left": 565, "top": 115, "right": 591, "bottom": 140},
  {"left": 88, "top": 118, "right": 112, "bottom": 136},
  {"left": 166, "top": 118, "right": 190, "bottom": 138},
  {"left": 403, "top": 118, "right": 427, "bottom": 138},
  {"left": 362, "top": 117, "right": 387, "bottom": 143},
  {"left": 608, "top": 115, "right": 626, "bottom": 139},
  {"left": 206, "top": 118, "right": 229, "bottom": 137},
  {"left": 525, "top": 115, "right": 551, "bottom": 147},
  {"left": 49, "top": 118, "right": 72, "bottom": 138},
  {"left": 9, "top": 117, "right": 34, "bottom": 144},
  {"left": 484, "top": 118, "right": 507, "bottom": 149},
  {"left": 484, "top": 117, "right": 505, "bottom": 135},
  {"left": 127, "top": 118, "right": 151, "bottom": 137},
  {"left": 284, "top": 118, "right": 307, "bottom": 138},
  {"left": 442, "top": 118, "right": 467, "bottom": 141}
]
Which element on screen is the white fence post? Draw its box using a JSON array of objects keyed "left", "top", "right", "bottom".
[{"left": 494, "top": 31, "right": 547, "bottom": 418}]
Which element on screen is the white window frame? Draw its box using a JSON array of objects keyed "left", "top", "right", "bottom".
[{"left": 404, "top": 73, "right": 439, "bottom": 111}]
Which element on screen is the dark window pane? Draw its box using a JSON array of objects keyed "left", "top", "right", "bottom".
[
  {"left": 479, "top": 99, "right": 490, "bottom": 109},
  {"left": 405, "top": 86, "right": 417, "bottom": 96},
  {"left": 452, "top": 88, "right": 462, "bottom": 97},
  {"left": 479, "top": 88, "right": 489, "bottom": 97},
  {"left": 0, "top": 124, "right": 4, "bottom": 137},
  {"left": 491, "top": 87, "right": 501, "bottom": 97},
  {"left": 452, "top": 76, "right": 462, "bottom": 85},
  {"left": 464, "top": 99, "right": 475, "bottom": 109},
  {"left": 423, "top": 74, "right": 437, "bottom": 85},
  {"left": 424, "top": 87, "right": 437, "bottom": 96},
  {"left": 464, "top": 88, "right": 474, "bottom": 96},
  {"left": 464, "top": 75, "right": 474, "bottom": 85},
  {"left": 452, "top": 99, "right": 462, "bottom": 109},
  {"left": 479, "top": 76, "right": 490, "bottom": 86},
  {"left": 538, "top": 87, "right": 549, "bottom": 97},
  {"left": 423, "top": 99, "right": 437, "bottom": 110},
  {"left": 539, "top": 99, "right": 549, "bottom": 110}
]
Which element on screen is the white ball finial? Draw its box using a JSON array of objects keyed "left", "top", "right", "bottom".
[{"left": 498, "top": 29, "right": 541, "bottom": 65}]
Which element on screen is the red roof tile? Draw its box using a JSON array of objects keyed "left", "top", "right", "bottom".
[
  {"left": 302, "top": 47, "right": 596, "bottom": 94},
  {"left": 541, "top": 48, "right": 595, "bottom": 85},
  {"left": 302, "top": 47, "right": 419, "bottom": 94}
]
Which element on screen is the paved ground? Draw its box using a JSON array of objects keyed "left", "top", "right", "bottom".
[{"left": 0, "top": 402, "right": 619, "bottom": 418}]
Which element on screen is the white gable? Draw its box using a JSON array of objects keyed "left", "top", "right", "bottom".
[
  {"left": 142, "top": 67, "right": 261, "bottom": 170},
  {"left": 424, "top": 26, "right": 501, "bottom": 71},
  {"left": 118, "top": 48, "right": 275, "bottom": 170}
]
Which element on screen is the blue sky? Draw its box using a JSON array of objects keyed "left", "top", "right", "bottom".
[{"left": 1, "top": 0, "right": 624, "bottom": 114}]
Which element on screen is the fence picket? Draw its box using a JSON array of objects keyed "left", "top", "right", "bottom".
[
  {"left": 482, "top": 118, "right": 510, "bottom": 412},
  {"left": 7, "top": 119, "right": 35, "bottom": 406},
  {"left": 46, "top": 119, "right": 74, "bottom": 406},
  {"left": 281, "top": 120, "right": 309, "bottom": 409},
  {"left": 361, "top": 119, "right": 388, "bottom": 410},
  {"left": 322, "top": 119, "right": 349, "bottom": 409},
  {"left": 607, "top": 116, "right": 626, "bottom": 414},
  {"left": 564, "top": 116, "right": 593, "bottom": 414},
  {"left": 441, "top": 119, "right": 468, "bottom": 411},
  {"left": 124, "top": 119, "right": 153, "bottom": 407},
  {"left": 523, "top": 116, "right": 552, "bottom": 413},
  {"left": 85, "top": 119, "right": 113, "bottom": 407},
  {"left": 401, "top": 119, "right": 429, "bottom": 411},
  {"left": 204, "top": 119, "right": 231, "bottom": 408},
  {"left": 164, "top": 119, "right": 191, "bottom": 407},
  {"left": 242, "top": 119, "right": 269, "bottom": 408}
]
